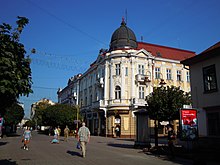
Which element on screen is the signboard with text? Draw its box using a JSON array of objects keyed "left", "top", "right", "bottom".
[{"left": 179, "top": 109, "right": 198, "bottom": 141}]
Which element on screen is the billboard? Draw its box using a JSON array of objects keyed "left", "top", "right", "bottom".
[{"left": 179, "top": 109, "right": 198, "bottom": 141}]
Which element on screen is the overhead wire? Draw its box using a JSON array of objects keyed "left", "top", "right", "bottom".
[
  {"left": 25, "top": 47, "right": 94, "bottom": 72},
  {"left": 25, "top": 0, "right": 108, "bottom": 47}
]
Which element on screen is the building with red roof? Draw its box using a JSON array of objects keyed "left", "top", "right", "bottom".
[{"left": 58, "top": 20, "right": 195, "bottom": 139}]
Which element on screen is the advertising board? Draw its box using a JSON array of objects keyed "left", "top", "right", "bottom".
[{"left": 180, "top": 109, "right": 198, "bottom": 141}]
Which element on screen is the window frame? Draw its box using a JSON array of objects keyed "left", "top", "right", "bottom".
[
  {"left": 155, "top": 67, "right": 161, "bottom": 79},
  {"left": 166, "top": 69, "right": 172, "bottom": 80},
  {"left": 115, "top": 64, "right": 121, "bottom": 76},
  {"left": 203, "top": 64, "right": 218, "bottom": 93},
  {"left": 186, "top": 71, "right": 190, "bottom": 82},
  {"left": 125, "top": 67, "right": 128, "bottom": 76},
  {"left": 139, "top": 86, "right": 145, "bottom": 99},
  {"left": 138, "top": 64, "right": 145, "bottom": 75},
  {"left": 115, "top": 86, "right": 121, "bottom": 99},
  {"left": 177, "top": 70, "right": 182, "bottom": 81}
]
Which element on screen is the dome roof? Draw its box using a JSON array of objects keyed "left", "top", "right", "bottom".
[{"left": 109, "top": 19, "right": 137, "bottom": 51}]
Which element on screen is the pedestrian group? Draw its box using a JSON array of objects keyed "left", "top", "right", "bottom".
[{"left": 21, "top": 122, "right": 90, "bottom": 158}]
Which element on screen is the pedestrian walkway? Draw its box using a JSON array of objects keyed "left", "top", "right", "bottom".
[{"left": 0, "top": 128, "right": 195, "bottom": 165}]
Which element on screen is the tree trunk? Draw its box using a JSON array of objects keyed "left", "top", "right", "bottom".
[{"left": 154, "top": 120, "right": 158, "bottom": 147}]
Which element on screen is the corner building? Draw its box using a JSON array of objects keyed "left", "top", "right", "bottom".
[{"left": 58, "top": 20, "right": 195, "bottom": 138}]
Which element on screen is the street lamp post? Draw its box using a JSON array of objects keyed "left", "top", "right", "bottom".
[{"left": 76, "top": 105, "right": 79, "bottom": 132}]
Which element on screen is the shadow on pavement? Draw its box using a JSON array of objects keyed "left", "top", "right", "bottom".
[
  {"left": 0, "top": 142, "right": 8, "bottom": 146},
  {"left": 107, "top": 143, "right": 134, "bottom": 149},
  {"left": 66, "top": 150, "right": 82, "bottom": 157},
  {"left": 5, "top": 134, "right": 20, "bottom": 137},
  {"left": 0, "top": 159, "right": 17, "bottom": 165},
  {"left": 116, "top": 138, "right": 134, "bottom": 142}
]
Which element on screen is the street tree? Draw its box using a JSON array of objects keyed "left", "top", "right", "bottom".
[
  {"left": 32, "top": 100, "right": 53, "bottom": 126},
  {"left": 146, "top": 85, "right": 191, "bottom": 147},
  {"left": 0, "top": 16, "right": 33, "bottom": 116},
  {"left": 43, "top": 104, "right": 78, "bottom": 129},
  {"left": 4, "top": 103, "right": 24, "bottom": 132}
]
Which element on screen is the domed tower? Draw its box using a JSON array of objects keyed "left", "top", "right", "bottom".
[{"left": 109, "top": 19, "right": 137, "bottom": 51}]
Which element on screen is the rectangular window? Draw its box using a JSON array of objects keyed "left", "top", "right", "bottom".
[
  {"left": 90, "top": 94, "right": 92, "bottom": 105},
  {"left": 102, "top": 68, "right": 105, "bottom": 77},
  {"left": 186, "top": 71, "right": 190, "bottom": 82},
  {"left": 125, "top": 67, "right": 128, "bottom": 76},
  {"left": 207, "top": 112, "right": 220, "bottom": 136},
  {"left": 155, "top": 67, "right": 161, "bottom": 79},
  {"left": 166, "top": 69, "right": 172, "bottom": 80},
  {"left": 203, "top": 64, "right": 218, "bottom": 92},
  {"left": 115, "top": 64, "right": 121, "bottom": 76},
  {"left": 139, "top": 86, "right": 145, "bottom": 99},
  {"left": 95, "top": 88, "right": 98, "bottom": 101},
  {"left": 138, "top": 64, "right": 145, "bottom": 75},
  {"left": 85, "top": 97, "right": 87, "bottom": 106},
  {"left": 177, "top": 70, "right": 182, "bottom": 81},
  {"left": 90, "top": 75, "right": 92, "bottom": 85},
  {"left": 115, "top": 86, "right": 121, "bottom": 99}
]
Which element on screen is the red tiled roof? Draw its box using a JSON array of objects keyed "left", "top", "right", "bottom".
[{"left": 137, "top": 42, "right": 195, "bottom": 61}]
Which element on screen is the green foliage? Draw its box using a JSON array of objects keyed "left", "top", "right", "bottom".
[
  {"left": 146, "top": 85, "right": 191, "bottom": 147},
  {"left": 42, "top": 104, "right": 78, "bottom": 127},
  {"left": 0, "top": 16, "right": 32, "bottom": 115},
  {"left": 24, "top": 120, "right": 35, "bottom": 128},
  {"left": 4, "top": 103, "right": 24, "bottom": 125},
  {"left": 32, "top": 100, "right": 53, "bottom": 126},
  {"left": 146, "top": 85, "right": 191, "bottom": 122}
]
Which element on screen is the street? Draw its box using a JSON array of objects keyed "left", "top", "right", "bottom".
[{"left": 0, "top": 128, "right": 193, "bottom": 165}]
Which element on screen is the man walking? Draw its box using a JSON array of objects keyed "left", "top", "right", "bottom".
[
  {"left": 77, "top": 122, "right": 90, "bottom": 158},
  {"left": 167, "top": 124, "right": 176, "bottom": 158},
  {"left": 64, "top": 125, "right": 70, "bottom": 142}
]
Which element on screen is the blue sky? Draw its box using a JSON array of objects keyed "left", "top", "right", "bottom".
[{"left": 1, "top": 0, "right": 220, "bottom": 118}]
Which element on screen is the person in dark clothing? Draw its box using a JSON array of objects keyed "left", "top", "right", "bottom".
[{"left": 167, "top": 125, "right": 176, "bottom": 158}]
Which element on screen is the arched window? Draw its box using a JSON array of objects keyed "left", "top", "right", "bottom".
[{"left": 115, "top": 86, "right": 121, "bottom": 99}]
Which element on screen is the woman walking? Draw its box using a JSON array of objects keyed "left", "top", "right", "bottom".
[{"left": 23, "top": 127, "right": 32, "bottom": 150}]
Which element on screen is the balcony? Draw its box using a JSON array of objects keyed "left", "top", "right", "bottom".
[
  {"left": 92, "top": 100, "right": 105, "bottom": 109},
  {"left": 135, "top": 74, "right": 151, "bottom": 85},
  {"left": 132, "top": 98, "right": 147, "bottom": 107}
]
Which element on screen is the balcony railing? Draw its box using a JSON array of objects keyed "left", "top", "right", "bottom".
[
  {"left": 135, "top": 74, "right": 151, "bottom": 85},
  {"left": 132, "top": 98, "right": 147, "bottom": 106}
]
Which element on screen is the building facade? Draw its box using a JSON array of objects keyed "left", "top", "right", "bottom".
[
  {"left": 58, "top": 20, "right": 195, "bottom": 138},
  {"left": 181, "top": 41, "right": 220, "bottom": 137}
]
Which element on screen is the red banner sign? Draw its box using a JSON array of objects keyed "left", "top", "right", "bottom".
[{"left": 180, "top": 109, "right": 198, "bottom": 141}]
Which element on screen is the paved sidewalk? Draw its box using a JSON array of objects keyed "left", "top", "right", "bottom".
[{"left": 0, "top": 129, "right": 195, "bottom": 165}]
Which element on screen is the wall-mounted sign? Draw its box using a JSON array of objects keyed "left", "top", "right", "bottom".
[{"left": 179, "top": 109, "right": 198, "bottom": 141}]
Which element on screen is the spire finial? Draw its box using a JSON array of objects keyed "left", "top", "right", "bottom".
[{"left": 121, "top": 17, "right": 126, "bottom": 26}]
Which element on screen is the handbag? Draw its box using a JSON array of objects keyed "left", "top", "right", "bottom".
[{"left": 76, "top": 142, "right": 81, "bottom": 149}]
